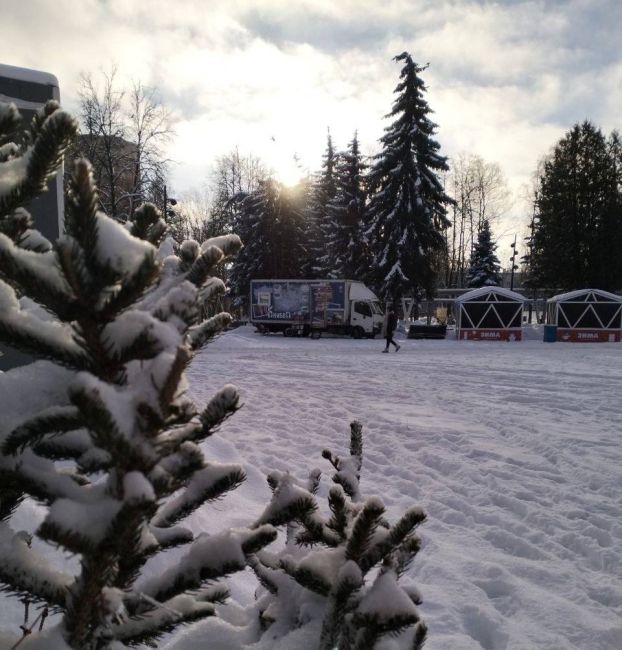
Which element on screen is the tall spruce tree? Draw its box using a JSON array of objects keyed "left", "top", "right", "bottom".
[
  {"left": 465, "top": 219, "right": 502, "bottom": 288},
  {"left": 367, "top": 52, "right": 451, "bottom": 301},
  {"left": 366, "top": 53, "right": 451, "bottom": 303},
  {"left": 0, "top": 101, "right": 276, "bottom": 648},
  {"left": 531, "top": 121, "right": 622, "bottom": 291},
  {"left": 326, "top": 132, "right": 371, "bottom": 280},
  {"left": 305, "top": 130, "right": 338, "bottom": 277},
  {"left": 229, "top": 178, "right": 306, "bottom": 308}
]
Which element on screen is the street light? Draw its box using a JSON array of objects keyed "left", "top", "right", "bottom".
[{"left": 509, "top": 234, "right": 519, "bottom": 291}]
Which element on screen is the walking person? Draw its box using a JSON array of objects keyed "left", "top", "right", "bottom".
[{"left": 383, "top": 305, "right": 400, "bottom": 353}]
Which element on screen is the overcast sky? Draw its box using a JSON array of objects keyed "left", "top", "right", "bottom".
[{"left": 2, "top": 0, "right": 621, "bottom": 252}]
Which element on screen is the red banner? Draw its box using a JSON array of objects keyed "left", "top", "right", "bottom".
[
  {"left": 557, "top": 329, "right": 621, "bottom": 342},
  {"left": 458, "top": 329, "right": 522, "bottom": 341}
]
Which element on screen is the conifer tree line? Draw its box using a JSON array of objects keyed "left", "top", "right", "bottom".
[
  {"left": 74, "top": 59, "right": 622, "bottom": 314},
  {"left": 211, "top": 52, "right": 456, "bottom": 308},
  {"left": 523, "top": 122, "right": 622, "bottom": 293}
]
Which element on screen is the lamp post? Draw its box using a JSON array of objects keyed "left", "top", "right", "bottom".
[{"left": 509, "top": 234, "right": 519, "bottom": 291}]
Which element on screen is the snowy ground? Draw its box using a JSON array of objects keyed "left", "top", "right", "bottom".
[
  {"left": 175, "top": 325, "right": 622, "bottom": 650},
  {"left": 1, "top": 325, "right": 621, "bottom": 649}
]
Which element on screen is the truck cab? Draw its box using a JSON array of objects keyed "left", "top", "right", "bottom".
[{"left": 350, "top": 299, "right": 383, "bottom": 338}]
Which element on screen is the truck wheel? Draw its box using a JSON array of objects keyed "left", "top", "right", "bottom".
[{"left": 352, "top": 326, "right": 364, "bottom": 339}]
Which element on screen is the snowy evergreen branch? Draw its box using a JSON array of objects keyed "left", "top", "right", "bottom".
[
  {"left": 187, "top": 312, "right": 232, "bottom": 350},
  {"left": 0, "top": 526, "right": 70, "bottom": 609},
  {"left": 254, "top": 473, "right": 318, "bottom": 528},
  {"left": 67, "top": 380, "right": 140, "bottom": 464},
  {"left": 2, "top": 406, "right": 83, "bottom": 456},
  {"left": 0, "top": 103, "right": 77, "bottom": 216},
  {"left": 0, "top": 101, "right": 276, "bottom": 648},
  {"left": 99, "top": 251, "right": 160, "bottom": 319},
  {"left": 130, "top": 202, "right": 166, "bottom": 247},
  {"left": 0, "top": 208, "right": 33, "bottom": 241},
  {"left": 186, "top": 245, "right": 224, "bottom": 286},
  {"left": 152, "top": 463, "right": 246, "bottom": 527},
  {"left": 112, "top": 594, "right": 217, "bottom": 647},
  {"left": 351, "top": 568, "right": 422, "bottom": 648},
  {"left": 345, "top": 498, "right": 386, "bottom": 564},
  {"left": 140, "top": 526, "right": 277, "bottom": 603},
  {"left": 33, "top": 431, "right": 99, "bottom": 467},
  {"left": 0, "top": 234, "right": 77, "bottom": 319},
  {"left": 250, "top": 422, "right": 427, "bottom": 649},
  {"left": 0, "top": 280, "right": 89, "bottom": 370},
  {"left": 358, "top": 507, "right": 426, "bottom": 573},
  {"left": 0, "top": 103, "right": 21, "bottom": 148},
  {"left": 149, "top": 524, "right": 193, "bottom": 550},
  {"left": 156, "top": 345, "right": 191, "bottom": 418},
  {"left": 318, "top": 561, "right": 363, "bottom": 650},
  {"left": 0, "top": 471, "right": 24, "bottom": 522},
  {"left": 197, "top": 384, "right": 241, "bottom": 439}
]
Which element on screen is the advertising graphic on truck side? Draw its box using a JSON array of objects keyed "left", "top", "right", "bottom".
[{"left": 250, "top": 279, "right": 383, "bottom": 338}]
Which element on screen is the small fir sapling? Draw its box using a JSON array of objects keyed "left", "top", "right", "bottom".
[
  {"left": 465, "top": 219, "right": 502, "bottom": 288},
  {"left": 0, "top": 101, "right": 276, "bottom": 648},
  {"left": 249, "top": 421, "right": 428, "bottom": 650}
]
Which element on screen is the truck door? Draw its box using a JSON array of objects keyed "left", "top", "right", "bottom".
[{"left": 352, "top": 301, "right": 373, "bottom": 333}]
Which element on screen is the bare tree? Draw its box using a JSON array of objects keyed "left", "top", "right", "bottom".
[
  {"left": 444, "top": 154, "right": 511, "bottom": 287},
  {"left": 69, "top": 66, "right": 172, "bottom": 221},
  {"left": 208, "top": 147, "right": 267, "bottom": 238},
  {"left": 126, "top": 81, "right": 172, "bottom": 215},
  {"left": 173, "top": 186, "right": 213, "bottom": 243}
]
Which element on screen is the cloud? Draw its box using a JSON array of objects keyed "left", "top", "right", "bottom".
[{"left": 1, "top": 0, "right": 620, "bottom": 246}]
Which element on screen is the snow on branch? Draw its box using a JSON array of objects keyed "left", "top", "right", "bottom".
[
  {"left": 152, "top": 462, "right": 246, "bottom": 527},
  {"left": 112, "top": 593, "right": 217, "bottom": 646},
  {"left": 139, "top": 526, "right": 277, "bottom": 603},
  {"left": 0, "top": 280, "right": 88, "bottom": 370},
  {"left": 93, "top": 211, "right": 156, "bottom": 279},
  {"left": 0, "top": 526, "right": 71, "bottom": 609},
  {"left": 200, "top": 234, "right": 243, "bottom": 259},
  {"left": 187, "top": 312, "right": 232, "bottom": 350},
  {"left": 2, "top": 405, "right": 83, "bottom": 456}
]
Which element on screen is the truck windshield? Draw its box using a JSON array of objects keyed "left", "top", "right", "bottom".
[
  {"left": 355, "top": 301, "right": 372, "bottom": 317},
  {"left": 371, "top": 302, "right": 383, "bottom": 315}
]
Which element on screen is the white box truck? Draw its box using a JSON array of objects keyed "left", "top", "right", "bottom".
[{"left": 250, "top": 279, "right": 384, "bottom": 338}]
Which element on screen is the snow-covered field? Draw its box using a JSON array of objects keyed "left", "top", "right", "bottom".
[
  {"left": 176, "top": 325, "right": 622, "bottom": 649},
  {"left": 1, "top": 325, "right": 621, "bottom": 649}
]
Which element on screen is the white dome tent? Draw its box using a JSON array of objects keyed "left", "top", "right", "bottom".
[
  {"left": 546, "top": 289, "right": 622, "bottom": 342},
  {"left": 455, "top": 287, "right": 525, "bottom": 341}
]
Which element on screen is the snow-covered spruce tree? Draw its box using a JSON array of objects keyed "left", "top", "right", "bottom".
[
  {"left": 249, "top": 421, "right": 427, "bottom": 650},
  {"left": 465, "top": 218, "right": 501, "bottom": 288},
  {"left": 0, "top": 101, "right": 276, "bottom": 648},
  {"left": 326, "top": 133, "right": 371, "bottom": 280},
  {"left": 366, "top": 53, "right": 451, "bottom": 304},
  {"left": 305, "top": 130, "right": 338, "bottom": 278}
]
